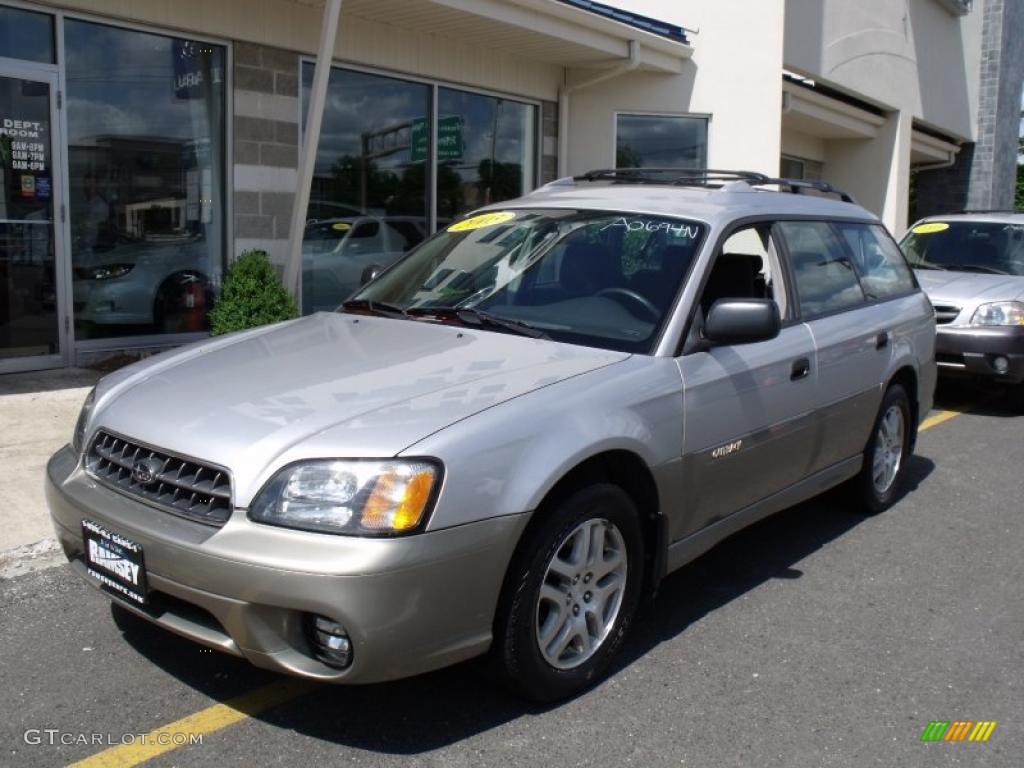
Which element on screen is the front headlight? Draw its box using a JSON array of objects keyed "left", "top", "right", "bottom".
[
  {"left": 970, "top": 301, "right": 1024, "bottom": 327},
  {"left": 249, "top": 459, "right": 441, "bottom": 536},
  {"left": 85, "top": 264, "right": 134, "bottom": 281},
  {"left": 72, "top": 387, "right": 96, "bottom": 455}
]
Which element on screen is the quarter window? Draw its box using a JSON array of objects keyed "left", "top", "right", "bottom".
[
  {"left": 835, "top": 223, "right": 915, "bottom": 300},
  {"left": 780, "top": 221, "right": 866, "bottom": 318}
]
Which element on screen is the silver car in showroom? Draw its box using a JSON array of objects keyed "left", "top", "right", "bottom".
[
  {"left": 47, "top": 170, "right": 936, "bottom": 701},
  {"left": 900, "top": 212, "right": 1024, "bottom": 410}
]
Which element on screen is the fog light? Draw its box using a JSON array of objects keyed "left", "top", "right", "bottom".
[
  {"left": 992, "top": 355, "right": 1010, "bottom": 374},
  {"left": 309, "top": 615, "right": 353, "bottom": 669}
]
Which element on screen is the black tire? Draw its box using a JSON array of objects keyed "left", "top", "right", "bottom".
[
  {"left": 1007, "top": 382, "right": 1024, "bottom": 413},
  {"left": 855, "top": 384, "right": 913, "bottom": 514},
  {"left": 492, "top": 483, "right": 644, "bottom": 702}
]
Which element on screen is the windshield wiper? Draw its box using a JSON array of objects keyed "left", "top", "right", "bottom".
[
  {"left": 340, "top": 299, "right": 410, "bottom": 319},
  {"left": 942, "top": 264, "right": 1010, "bottom": 275},
  {"left": 407, "top": 306, "right": 549, "bottom": 339},
  {"left": 913, "top": 263, "right": 947, "bottom": 271}
]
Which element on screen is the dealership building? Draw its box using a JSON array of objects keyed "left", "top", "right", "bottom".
[{"left": 0, "top": 0, "right": 1021, "bottom": 371}]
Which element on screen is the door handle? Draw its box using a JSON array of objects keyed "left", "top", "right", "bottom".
[
  {"left": 876, "top": 331, "right": 890, "bottom": 350},
  {"left": 791, "top": 357, "right": 811, "bottom": 381}
]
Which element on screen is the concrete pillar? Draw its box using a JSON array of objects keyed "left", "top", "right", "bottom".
[{"left": 823, "top": 110, "right": 913, "bottom": 233}]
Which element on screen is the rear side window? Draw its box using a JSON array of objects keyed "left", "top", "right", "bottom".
[
  {"left": 836, "top": 223, "right": 915, "bottom": 300},
  {"left": 779, "top": 221, "right": 866, "bottom": 318}
]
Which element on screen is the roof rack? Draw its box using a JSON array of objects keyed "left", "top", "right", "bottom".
[
  {"left": 574, "top": 167, "right": 858, "bottom": 204},
  {"left": 576, "top": 168, "right": 771, "bottom": 185}
]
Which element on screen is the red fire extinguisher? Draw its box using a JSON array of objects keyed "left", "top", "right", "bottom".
[{"left": 182, "top": 275, "right": 206, "bottom": 332}]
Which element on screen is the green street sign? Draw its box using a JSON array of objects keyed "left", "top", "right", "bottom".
[{"left": 411, "top": 115, "right": 463, "bottom": 163}]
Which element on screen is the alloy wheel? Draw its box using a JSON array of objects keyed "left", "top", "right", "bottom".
[{"left": 535, "top": 518, "right": 627, "bottom": 670}]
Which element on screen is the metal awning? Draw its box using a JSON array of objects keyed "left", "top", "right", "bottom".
[
  {"left": 782, "top": 80, "right": 886, "bottom": 140},
  {"left": 337, "top": 0, "right": 692, "bottom": 72}
]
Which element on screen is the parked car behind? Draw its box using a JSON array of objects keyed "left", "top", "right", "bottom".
[
  {"left": 48, "top": 170, "right": 935, "bottom": 701},
  {"left": 301, "top": 216, "right": 426, "bottom": 314},
  {"left": 900, "top": 212, "right": 1024, "bottom": 409},
  {"left": 73, "top": 234, "right": 214, "bottom": 333}
]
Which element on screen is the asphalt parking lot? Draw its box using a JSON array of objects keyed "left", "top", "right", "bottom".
[{"left": 1, "top": 381, "right": 1020, "bottom": 768}]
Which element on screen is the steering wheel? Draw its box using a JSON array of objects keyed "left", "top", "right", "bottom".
[{"left": 596, "top": 287, "right": 660, "bottom": 322}]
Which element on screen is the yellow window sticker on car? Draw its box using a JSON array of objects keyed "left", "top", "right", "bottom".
[
  {"left": 912, "top": 222, "right": 950, "bottom": 234},
  {"left": 448, "top": 211, "right": 516, "bottom": 233},
  {"left": 332, "top": 222, "right": 352, "bottom": 232}
]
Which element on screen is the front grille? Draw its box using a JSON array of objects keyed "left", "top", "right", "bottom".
[
  {"left": 86, "top": 431, "right": 233, "bottom": 526},
  {"left": 932, "top": 304, "right": 962, "bottom": 325}
]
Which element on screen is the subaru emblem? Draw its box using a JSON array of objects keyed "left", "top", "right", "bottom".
[{"left": 132, "top": 458, "right": 161, "bottom": 486}]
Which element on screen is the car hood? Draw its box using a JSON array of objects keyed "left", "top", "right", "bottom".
[
  {"left": 914, "top": 269, "right": 1024, "bottom": 305},
  {"left": 91, "top": 313, "right": 629, "bottom": 502}
]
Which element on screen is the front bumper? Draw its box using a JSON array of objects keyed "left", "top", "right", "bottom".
[
  {"left": 46, "top": 446, "right": 530, "bottom": 684},
  {"left": 935, "top": 326, "right": 1024, "bottom": 384}
]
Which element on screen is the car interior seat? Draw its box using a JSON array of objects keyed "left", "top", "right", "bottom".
[{"left": 700, "top": 253, "right": 765, "bottom": 315}]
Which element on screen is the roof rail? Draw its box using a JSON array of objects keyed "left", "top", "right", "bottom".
[
  {"left": 950, "top": 209, "right": 1020, "bottom": 215},
  {"left": 575, "top": 167, "right": 857, "bottom": 204},
  {"left": 575, "top": 168, "right": 771, "bottom": 185}
]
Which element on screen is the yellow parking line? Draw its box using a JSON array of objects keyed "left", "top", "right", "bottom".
[
  {"left": 68, "top": 678, "right": 318, "bottom": 768},
  {"left": 919, "top": 409, "right": 961, "bottom": 432}
]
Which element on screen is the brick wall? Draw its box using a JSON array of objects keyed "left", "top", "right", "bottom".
[
  {"left": 232, "top": 42, "right": 301, "bottom": 271},
  {"left": 965, "top": 0, "right": 1024, "bottom": 211},
  {"left": 914, "top": 144, "right": 974, "bottom": 219}
]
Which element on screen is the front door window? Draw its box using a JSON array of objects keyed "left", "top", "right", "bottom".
[{"left": 0, "top": 71, "right": 60, "bottom": 367}]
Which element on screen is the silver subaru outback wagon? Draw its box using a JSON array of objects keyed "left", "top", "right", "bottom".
[{"left": 47, "top": 169, "right": 936, "bottom": 701}]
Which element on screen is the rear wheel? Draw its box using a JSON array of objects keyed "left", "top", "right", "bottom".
[
  {"left": 855, "top": 384, "right": 912, "bottom": 514},
  {"left": 492, "top": 484, "right": 644, "bottom": 702}
]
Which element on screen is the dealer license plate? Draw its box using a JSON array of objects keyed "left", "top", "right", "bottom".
[{"left": 82, "top": 519, "right": 148, "bottom": 606}]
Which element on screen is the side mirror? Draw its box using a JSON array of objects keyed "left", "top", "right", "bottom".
[
  {"left": 704, "top": 299, "right": 781, "bottom": 346},
  {"left": 360, "top": 264, "right": 383, "bottom": 286}
]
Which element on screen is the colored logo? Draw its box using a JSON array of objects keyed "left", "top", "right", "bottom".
[{"left": 920, "top": 720, "right": 997, "bottom": 742}]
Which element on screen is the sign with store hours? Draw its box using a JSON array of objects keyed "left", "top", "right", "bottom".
[{"left": 1, "top": 119, "right": 48, "bottom": 173}]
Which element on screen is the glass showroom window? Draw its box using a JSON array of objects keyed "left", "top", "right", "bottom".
[
  {"left": 65, "top": 21, "right": 226, "bottom": 339},
  {"left": 299, "top": 66, "right": 537, "bottom": 316},
  {"left": 0, "top": 5, "right": 55, "bottom": 63},
  {"left": 436, "top": 88, "right": 536, "bottom": 224},
  {"left": 300, "top": 64, "right": 430, "bottom": 315},
  {"left": 615, "top": 114, "right": 707, "bottom": 169}
]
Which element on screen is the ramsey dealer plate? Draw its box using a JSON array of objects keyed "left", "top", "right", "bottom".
[{"left": 82, "top": 519, "right": 149, "bottom": 605}]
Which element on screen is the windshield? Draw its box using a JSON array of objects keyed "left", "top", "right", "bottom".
[
  {"left": 900, "top": 220, "right": 1024, "bottom": 276},
  {"left": 349, "top": 209, "right": 707, "bottom": 353}
]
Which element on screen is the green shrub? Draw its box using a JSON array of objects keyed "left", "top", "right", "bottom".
[{"left": 209, "top": 250, "right": 298, "bottom": 336}]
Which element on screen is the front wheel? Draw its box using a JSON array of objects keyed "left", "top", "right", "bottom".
[
  {"left": 856, "top": 384, "right": 913, "bottom": 514},
  {"left": 492, "top": 484, "right": 644, "bottom": 701}
]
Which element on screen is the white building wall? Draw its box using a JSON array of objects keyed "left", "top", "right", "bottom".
[
  {"left": 566, "top": 0, "right": 786, "bottom": 177},
  {"left": 783, "top": 0, "right": 983, "bottom": 232}
]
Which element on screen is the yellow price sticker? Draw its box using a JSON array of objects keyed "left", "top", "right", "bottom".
[
  {"left": 332, "top": 222, "right": 352, "bottom": 232},
  {"left": 912, "top": 222, "right": 950, "bottom": 235},
  {"left": 447, "top": 211, "right": 516, "bottom": 233}
]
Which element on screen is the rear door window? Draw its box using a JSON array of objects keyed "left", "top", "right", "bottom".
[
  {"left": 779, "top": 221, "right": 866, "bottom": 318},
  {"left": 836, "top": 223, "right": 915, "bottom": 300}
]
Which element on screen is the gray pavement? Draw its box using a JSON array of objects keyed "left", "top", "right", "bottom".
[
  {"left": 0, "top": 368, "right": 98, "bottom": 560},
  {"left": 0, "top": 383, "right": 1021, "bottom": 767}
]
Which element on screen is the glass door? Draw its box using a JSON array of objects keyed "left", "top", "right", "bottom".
[{"left": 0, "top": 65, "right": 65, "bottom": 372}]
